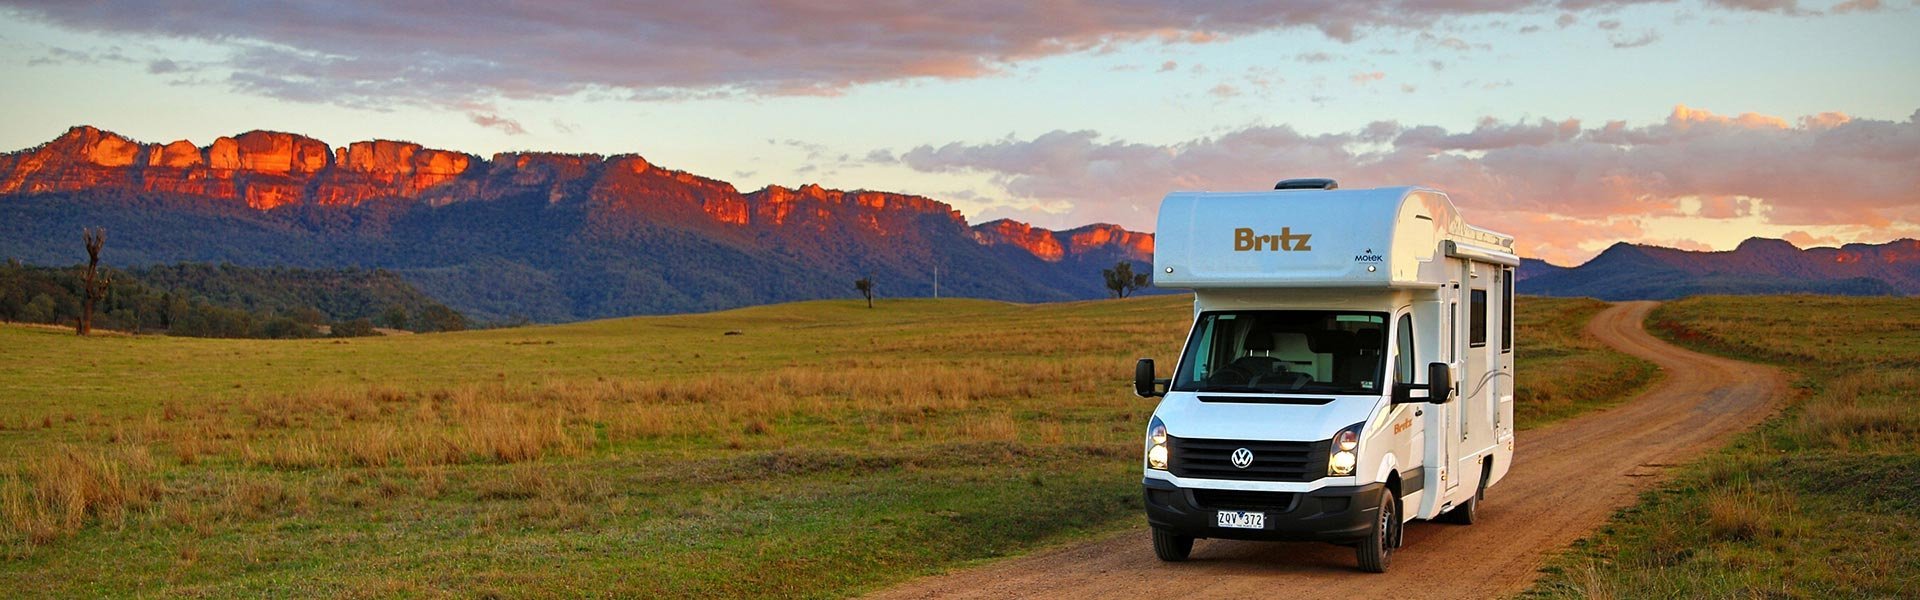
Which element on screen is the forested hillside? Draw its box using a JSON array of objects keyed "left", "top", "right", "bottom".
[{"left": 0, "top": 260, "right": 464, "bottom": 337}]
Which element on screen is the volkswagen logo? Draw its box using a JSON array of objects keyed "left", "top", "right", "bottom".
[{"left": 1230, "top": 447, "right": 1254, "bottom": 469}]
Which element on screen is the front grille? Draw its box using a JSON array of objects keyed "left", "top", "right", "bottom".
[
  {"left": 1168, "top": 436, "right": 1328, "bottom": 482},
  {"left": 1192, "top": 488, "right": 1297, "bottom": 511}
]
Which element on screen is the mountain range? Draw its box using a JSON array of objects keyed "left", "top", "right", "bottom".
[
  {"left": 1517, "top": 237, "right": 1920, "bottom": 300},
  {"left": 0, "top": 126, "right": 1153, "bottom": 322},
  {"left": 4, "top": 126, "right": 1912, "bottom": 322}
]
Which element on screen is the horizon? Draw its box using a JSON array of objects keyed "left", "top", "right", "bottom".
[
  {"left": 3, "top": 1, "right": 1917, "bottom": 265},
  {"left": 6, "top": 120, "right": 1916, "bottom": 270}
]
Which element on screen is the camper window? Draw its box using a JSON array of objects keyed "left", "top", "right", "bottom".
[
  {"left": 1502, "top": 270, "right": 1514, "bottom": 353},
  {"left": 1470, "top": 289, "right": 1488, "bottom": 347},
  {"left": 1174, "top": 310, "right": 1388, "bottom": 395},
  {"left": 1395, "top": 314, "right": 1415, "bottom": 385}
]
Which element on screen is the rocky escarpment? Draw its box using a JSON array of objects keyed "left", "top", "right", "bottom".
[
  {"left": 0, "top": 125, "right": 1151, "bottom": 264},
  {"left": 973, "top": 219, "right": 1154, "bottom": 263}
]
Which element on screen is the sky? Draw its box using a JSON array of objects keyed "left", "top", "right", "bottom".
[{"left": 0, "top": 0, "right": 1916, "bottom": 265}]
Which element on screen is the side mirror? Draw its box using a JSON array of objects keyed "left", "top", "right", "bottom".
[
  {"left": 1427, "top": 362, "right": 1454, "bottom": 404},
  {"left": 1134, "top": 358, "right": 1170, "bottom": 398},
  {"left": 1392, "top": 362, "right": 1456, "bottom": 404}
]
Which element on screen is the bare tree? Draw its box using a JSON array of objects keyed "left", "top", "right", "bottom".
[
  {"left": 1102, "top": 261, "right": 1150, "bottom": 299},
  {"left": 78, "top": 227, "right": 108, "bottom": 335},
  {"left": 854, "top": 276, "right": 874, "bottom": 309}
]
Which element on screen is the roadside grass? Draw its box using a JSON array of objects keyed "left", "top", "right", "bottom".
[
  {"left": 1530, "top": 295, "right": 1920, "bottom": 598},
  {"left": 1511, "top": 297, "right": 1658, "bottom": 430},
  {"left": 1, "top": 294, "right": 1644, "bottom": 596}
]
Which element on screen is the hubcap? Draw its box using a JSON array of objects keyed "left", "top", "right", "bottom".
[{"left": 1379, "top": 500, "right": 1392, "bottom": 549}]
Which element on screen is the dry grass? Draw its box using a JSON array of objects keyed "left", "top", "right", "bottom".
[
  {"left": 1513, "top": 297, "right": 1659, "bottom": 428},
  {"left": 1, "top": 445, "right": 158, "bottom": 546},
  {"left": 1533, "top": 295, "right": 1920, "bottom": 599},
  {"left": 2, "top": 295, "right": 1649, "bottom": 596},
  {"left": 0, "top": 355, "right": 1136, "bottom": 551},
  {"left": 1792, "top": 369, "right": 1920, "bottom": 452}
]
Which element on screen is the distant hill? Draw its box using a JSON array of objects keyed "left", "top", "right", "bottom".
[
  {"left": 0, "top": 126, "right": 1154, "bottom": 322},
  {"left": 1519, "top": 238, "right": 1920, "bottom": 300}
]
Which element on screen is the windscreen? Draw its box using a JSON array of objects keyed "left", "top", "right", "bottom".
[{"left": 1173, "top": 310, "right": 1388, "bottom": 395}]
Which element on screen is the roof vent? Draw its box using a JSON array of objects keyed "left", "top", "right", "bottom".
[{"left": 1274, "top": 178, "right": 1338, "bottom": 190}]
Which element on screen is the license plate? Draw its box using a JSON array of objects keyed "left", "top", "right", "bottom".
[{"left": 1216, "top": 510, "right": 1265, "bottom": 529}]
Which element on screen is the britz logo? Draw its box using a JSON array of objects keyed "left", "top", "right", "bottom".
[{"left": 1232, "top": 227, "right": 1311, "bottom": 252}]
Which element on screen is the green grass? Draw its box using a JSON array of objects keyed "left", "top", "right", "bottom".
[
  {"left": 1529, "top": 295, "right": 1920, "bottom": 598},
  {"left": 1511, "top": 297, "right": 1658, "bottom": 430},
  {"left": 1, "top": 294, "right": 1647, "bottom": 597}
]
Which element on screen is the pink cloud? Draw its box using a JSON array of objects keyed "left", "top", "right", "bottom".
[
  {"left": 881, "top": 105, "right": 1920, "bottom": 264},
  {"left": 1692, "top": 195, "right": 1760, "bottom": 219},
  {"left": 8, "top": 1, "right": 1846, "bottom": 107},
  {"left": 468, "top": 112, "right": 526, "bottom": 135},
  {"left": 1781, "top": 230, "right": 1840, "bottom": 248}
]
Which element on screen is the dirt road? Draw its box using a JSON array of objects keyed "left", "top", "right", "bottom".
[{"left": 871, "top": 301, "right": 1787, "bottom": 599}]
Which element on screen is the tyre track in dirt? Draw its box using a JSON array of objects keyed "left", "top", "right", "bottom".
[{"left": 869, "top": 301, "right": 1786, "bottom": 599}]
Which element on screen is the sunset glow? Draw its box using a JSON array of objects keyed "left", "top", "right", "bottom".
[{"left": 1, "top": 0, "right": 1915, "bottom": 265}]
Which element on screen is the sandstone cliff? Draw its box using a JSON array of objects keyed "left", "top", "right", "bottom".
[{"left": 0, "top": 125, "right": 1154, "bottom": 264}]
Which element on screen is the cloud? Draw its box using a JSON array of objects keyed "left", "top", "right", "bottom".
[
  {"left": 1209, "top": 83, "right": 1241, "bottom": 98},
  {"left": 1394, "top": 117, "right": 1582, "bottom": 151},
  {"left": 1351, "top": 71, "right": 1387, "bottom": 85},
  {"left": 875, "top": 105, "right": 1920, "bottom": 263},
  {"left": 2, "top": 0, "right": 1854, "bottom": 108},
  {"left": 1609, "top": 30, "right": 1662, "bottom": 48},
  {"left": 26, "top": 46, "right": 132, "bottom": 67},
  {"left": 1157, "top": 60, "right": 1179, "bottom": 72},
  {"left": 468, "top": 112, "right": 526, "bottom": 135},
  {"left": 1295, "top": 52, "right": 1335, "bottom": 63},
  {"left": 1707, "top": 0, "right": 1807, "bottom": 14},
  {"left": 1780, "top": 230, "right": 1840, "bottom": 248},
  {"left": 1650, "top": 238, "right": 1716, "bottom": 252},
  {"left": 1831, "top": 0, "right": 1884, "bottom": 13},
  {"left": 1688, "top": 195, "right": 1763, "bottom": 219}
]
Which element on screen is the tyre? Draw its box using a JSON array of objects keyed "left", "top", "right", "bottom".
[
  {"left": 1355, "top": 491, "right": 1395, "bottom": 573},
  {"left": 1151, "top": 527, "right": 1193, "bottom": 562},
  {"left": 1439, "top": 464, "right": 1488, "bottom": 525}
]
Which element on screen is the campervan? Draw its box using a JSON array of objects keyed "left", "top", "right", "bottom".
[{"left": 1133, "top": 179, "right": 1517, "bottom": 573}]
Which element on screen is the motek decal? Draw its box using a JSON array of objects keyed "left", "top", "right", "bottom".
[{"left": 1232, "top": 227, "right": 1312, "bottom": 252}]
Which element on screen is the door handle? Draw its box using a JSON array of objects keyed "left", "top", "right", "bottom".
[{"left": 1415, "top": 409, "right": 1424, "bottom": 417}]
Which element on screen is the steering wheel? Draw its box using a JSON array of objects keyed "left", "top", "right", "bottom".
[
  {"left": 1229, "top": 356, "right": 1285, "bottom": 378},
  {"left": 1206, "top": 366, "right": 1252, "bottom": 386}
]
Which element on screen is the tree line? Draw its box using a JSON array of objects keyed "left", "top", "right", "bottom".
[{"left": 0, "top": 259, "right": 467, "bottom": 338}]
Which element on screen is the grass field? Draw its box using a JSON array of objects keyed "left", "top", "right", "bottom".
[
  {"left": 1510, "top": 297, "right": 1658, "bottom": 430},
  {"left": 1, "top": 294, "right": 1647, "bottom": 597},
  {"left": 1530, "top": 295, "right": 1920, "bottom": 598}
]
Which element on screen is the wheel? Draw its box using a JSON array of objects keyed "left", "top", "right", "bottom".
[
  {"left": 1355, "top": 491, "right": 1395, "bottom": 573},
  {"left": 1152, "top": 528, "right": 1193, "bottom": 562},
  {"left": 1439, "top": 464, "right": 1488, "bottom": 525}
]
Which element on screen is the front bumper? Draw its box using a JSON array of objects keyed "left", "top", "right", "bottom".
[{"left": 1143, "top": 478, "right": 1385, "bottom": 543}]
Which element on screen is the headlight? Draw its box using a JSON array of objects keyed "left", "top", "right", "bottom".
[
  {"left": 1145, "top": 416, "right": 1169, "bottom": 470},
  {"left": 1329, "top": 423, "right": 1362, "bottom": 476}
]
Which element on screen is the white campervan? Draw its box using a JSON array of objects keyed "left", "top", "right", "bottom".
[{"left": 1133, "top": 179, "right": 1517, "bottom": 573}]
